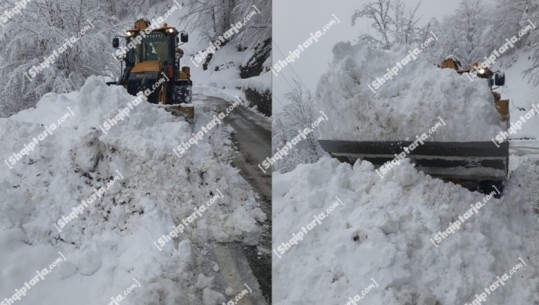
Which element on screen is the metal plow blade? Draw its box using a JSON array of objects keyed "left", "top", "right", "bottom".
[
  {"left": 158, "top": 104, "right": 194, "bottom": 123},
  {"left": 318, "top": 140, "right": 509, "bottom": 193}
]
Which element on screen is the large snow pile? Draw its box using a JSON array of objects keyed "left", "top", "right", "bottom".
[
  {"left": 314, "top": 43, "right": 505, "bottom": 141},
  {"left": 0, "top": 77, "right": 265, "bottom": 305},
  {"left": 273, "top": 157, "right": 539, "bottom": 304}
]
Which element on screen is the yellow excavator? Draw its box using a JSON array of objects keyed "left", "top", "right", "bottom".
[
  {"left": 319, "top": 56, "right": 510, "bottom": 194},
  {"left": 109, "top": 19, "right": 194, "bottom": 121}
]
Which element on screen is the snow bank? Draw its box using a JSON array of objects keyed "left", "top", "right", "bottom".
[
  {"left": 314, "top": 43, "right": 504, "bottom": 141},
  {"left": 273, "top": 158, "right": 539, "bottom": 304},
  {"left": 226, "top": 72, "right": 271, "bottom": 93},
  {"left": 0, "top": 77, "right": 265, "bottom": 305}
]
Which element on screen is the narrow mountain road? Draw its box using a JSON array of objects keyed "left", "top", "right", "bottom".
[{"left": 194, "top": 94, "right": 271, "bottom": 305}]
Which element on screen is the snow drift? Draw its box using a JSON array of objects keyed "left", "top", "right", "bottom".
[
  {"left": 314, "top": 43, "right": 505, "bottom": 141},
  {"left": 0, "top": 77, "right": 265, "bottom": 305},
  {"left": 273, "top": 157, "right": 539, "bottom": 305}
]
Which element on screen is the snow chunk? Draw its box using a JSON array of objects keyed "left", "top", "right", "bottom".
[
  {"left": 202, "top": 288, "right": 226, "bottom": 305},
  {"left": 315, "top": 43, "right": 504, "bottom": 141}
]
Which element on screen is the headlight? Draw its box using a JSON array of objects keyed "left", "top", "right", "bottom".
[
  {"left": 478, "top": 68, "right": 485, "bottom": 74},
  {"left": 167, "top": 28, "right": 174, "bottom": 34},
  {"left": 126, "top": 31, "right": 133, "bottom": 37}
]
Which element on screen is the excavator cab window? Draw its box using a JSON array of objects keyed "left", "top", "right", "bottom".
[
  {"left": 143, "top": 41, "right": 169, "bottom": 61},
  {"left": 140, "top": 32, "right": 173, "bottom": 63},
  {"left": 125, "top": 48, "right": 139, "bottom": 66},
  {"left": 144, "top": 43, "right": 160, "bottom": 61},
  {"left": 494, "top": 71, "right": 505, "bottom": 86}
]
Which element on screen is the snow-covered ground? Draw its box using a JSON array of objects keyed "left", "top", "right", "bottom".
[
  {"left": 0, "top": 77, "right": 266, "bottom": 305},
  {"left": 273, "top": 157, "right": 539, "bottom": 305}
]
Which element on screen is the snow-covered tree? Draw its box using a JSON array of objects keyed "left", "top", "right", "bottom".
[
  {"left": 391, "top": 0, "right": 421, "bottom": 46},
  {"left": 0, "top": 0, "right": 118, "bottom": 117},
  {"left": 182, "top": 0, "right": 269, "bottom": 47},
  {"left": 181, "top": 0, "right": 271, "bottom": 70},
  {"left": 183, "top": 0, "right": 236, "bottom": 42},
  {"left": 447, "top": 0, "right": 486, "bottom": 65},
  {"left": 102, "top": 0, "right": 165, "bottom": 21},
  {"left": 352, "top": 0, "right": 422, "bottom": 49},
  {"left": 273, "top": 80, "right": 325, "bottom": 173},
  {"left": 421, "top": 0, "right": 487, "bottom": 66},
  {"left": 234, "top": 0, "right": 271, "bottom": 47},
  {"left": 522, "top": 1, "right": 539, "bottom": 84},
  {"left": 417, "top": 17, "right": 444, "bottom": 63},
  {"left": 272, "top": 117, "right": 296, "bottom": 172},
  {"left": 486, "top": 0, "right": 532, "bottom": 52}
]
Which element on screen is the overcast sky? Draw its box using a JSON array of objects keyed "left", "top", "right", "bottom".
[{"left": 273, "top": 0, "right": 461, "bottom": 112}]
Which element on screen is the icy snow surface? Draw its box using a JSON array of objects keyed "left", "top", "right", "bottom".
[
  {"left": 273, "top": 157, "right": 539, "bottom": 304},
  {"left": 0, "top": 77, "right": 265, "bottom": 305}
]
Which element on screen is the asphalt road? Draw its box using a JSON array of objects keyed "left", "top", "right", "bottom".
[{"left": 195, "top": 94, "right": 271, "bottom": 305}]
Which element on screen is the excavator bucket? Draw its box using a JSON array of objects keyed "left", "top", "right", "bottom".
[
  {"left": 317, "top": 57, "right": 510, "bottom": 195},
  {"left": 318, "top": 140, "right": 509, "bottom": 194},
  {"left": 158, "top": 104, "right": 194, "bottom": 123}
]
